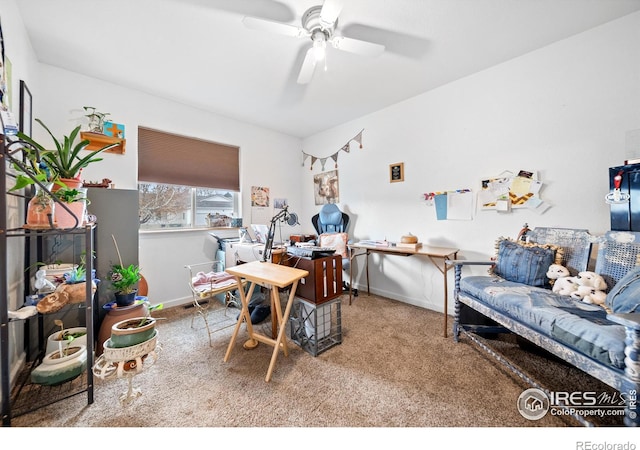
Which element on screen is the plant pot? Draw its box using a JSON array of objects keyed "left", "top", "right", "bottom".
[
  {"left": 110, "top": 317, "right": 156, "bottom": 348},
  {"left": 54, "top": 200, "right": 86, "bottom": 229},
  {"left": 30, "top": 345, "right": 87, "bottom": 386},
  {"left": 97, "top": 301, "right": 149, "bottom": 357},
  {"left": 114, "top": 290, "right": 137, "bottom": 307},
  {"left": 26, "top": 184, "right": 54, "bottom": 228},
  {"left": 45, "top": 326, "right": 87, "bottom": 355}
]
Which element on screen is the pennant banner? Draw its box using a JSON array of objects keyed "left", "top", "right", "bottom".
[{"left": 302, "top": 129, "right": 364, "bottom": 170}]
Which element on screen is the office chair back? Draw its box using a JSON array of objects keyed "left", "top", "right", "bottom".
[{"left": 312, "top": 203, "right": 350, "bottom": 234}]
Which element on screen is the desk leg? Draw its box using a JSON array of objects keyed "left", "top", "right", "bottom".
[
  {"left": 348, "top": 249, "right": 371, "bottom": 305},
  {"left": 427, "top": 252, "right": 458, "bottom": 339},
  {"left": 224, "top": 279, "right": 257, "bottom": 363},
  {"left": 365, "top": 250, "right": 371, "bottom": 296},
  {"left": 442, "top": 258, "right": 448, "bottom": 338},
  {"left": 349, "top": 247, "right": 354, "bottom": 305},
  {"left": 265, "top": 280, "right": 299, "bottom": 382}
]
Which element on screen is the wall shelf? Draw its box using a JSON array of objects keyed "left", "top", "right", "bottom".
[{"left": 80, "top": 132, "right": 126, "bottom": 155}]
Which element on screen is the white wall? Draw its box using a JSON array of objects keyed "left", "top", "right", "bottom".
[{"left": 301, "top": 12, "right": 640, "bottom": 314}]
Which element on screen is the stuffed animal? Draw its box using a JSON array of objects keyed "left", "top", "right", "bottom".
[
  {"left": 583, "top": 289, "right": 607, "bottom": 307},
  {"left": 570, "top": 285, "right": 594, "bottom": 301},
  {"left": 575, "top": 271, "right": 607, "bottom": 291},
  {"left": 574, "top": 271, "right": 608, "bottom": 309},
  {"left": 547, "top": 264, "right": 569, "bottom": 284},
  {"left": 546, "top": 264, "right": 578, "bottom": 296}
]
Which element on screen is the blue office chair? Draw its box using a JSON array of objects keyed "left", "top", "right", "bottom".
[{"left": 312, "top": 204, "right": 358, "bottom": 296}]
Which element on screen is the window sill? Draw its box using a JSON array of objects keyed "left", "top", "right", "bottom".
[{"left": 139, "top": 227, "right": 240, "bottom": 235}]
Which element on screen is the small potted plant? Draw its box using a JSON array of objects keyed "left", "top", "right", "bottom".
[
  {"left": 109, "top": 263, "right": 142, "bottom": 307},
  {"left": 8, "top": 142, "right": 56, "bottom": 227},
  {"left": 110, "top": 235, "right": 142, "bottom": 307},
  {"left": 33, "top": 320, "right": 88, "bottom": 386},
  {"left": 56, "top": 252, "right": 98, "bottom": 305}
]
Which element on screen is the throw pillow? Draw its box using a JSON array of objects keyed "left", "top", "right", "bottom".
[
  {"left": 491, "top": 237, "right": 563, "bottom": 287},
  {"left": 605, "top": 265, "right": 640, "bottom": 314},
  {"left": 319, "top": 232, "right": 348, "bottom": 258}
]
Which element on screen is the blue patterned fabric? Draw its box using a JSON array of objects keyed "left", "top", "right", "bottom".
[
  {"left": 460, "top": 276, "right": 626, "bottom": 369},
  {"left": 606, "top": 265, "right": 640, "bottom": 313},
  {"left": 493, "top": 239, "right": 556, "bottom": 287}
]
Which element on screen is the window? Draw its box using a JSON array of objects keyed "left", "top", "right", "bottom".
[
  {"left": 138, "top": 183, "right": 238, "bottom": 230},
  {"left": 137, "top": 127, "right": 240, "bottom": 230}
]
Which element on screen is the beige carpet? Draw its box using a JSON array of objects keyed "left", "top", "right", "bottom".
[{"left": 9, "top": 292, "right": 625, "bottom": 430}]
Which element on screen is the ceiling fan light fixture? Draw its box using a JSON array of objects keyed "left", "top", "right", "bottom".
[{"left": 312, "top": 31, "right": 327, "bottom": 62}]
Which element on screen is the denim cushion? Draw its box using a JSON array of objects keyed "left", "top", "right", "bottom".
[
  {"left": 460, "top": 276, "right": 626, "bottom": 369},
  {"left": 605, "top": 265, "right": 640, "bottom": 313},
  {"left": 492, "top": 238, "right": 558, "bottom": 287}
]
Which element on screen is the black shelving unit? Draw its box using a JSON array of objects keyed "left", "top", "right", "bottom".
[{"left": 1, "top": 133, "right": 96, "bottom": 426}]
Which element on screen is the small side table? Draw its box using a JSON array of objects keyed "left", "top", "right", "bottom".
[{"left": 224, "top": 261, "right": 309, "bottom": 382}]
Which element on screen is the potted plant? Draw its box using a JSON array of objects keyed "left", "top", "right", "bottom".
[
  {"left": 83, "top": 106, "right": 111, "bottom": 133},
  {"left": 17, "top": 118, "right": 118, "bottom": 189},
  {"left": 110, "top": 316, "right": 157, "bottom": 348},
  {"left": 110, "top": 234, "right": 142, "bottom": 306},
  {"left": 55, "top": 251, "right": 98, "bottom": 305},
  {"left": 46, "top": 319, "right": 87, "bottom": 355},
  {"left": 8, "top": 143, "right": 56, "bottom": 227},
  {"left": 33, "top": 319, "right": 88, "bottom": 386},
  {"left": 110, "top": 263, "right": 142, "bottom": 307},
  {"left": 52, "top": 185, "right": 90, "bottom": 229}
]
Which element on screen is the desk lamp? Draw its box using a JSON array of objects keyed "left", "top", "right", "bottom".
[{"left": 262, "top": 206, "right": 299, "bottom": 262}]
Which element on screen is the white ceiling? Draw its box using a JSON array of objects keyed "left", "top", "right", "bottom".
[{"left": 16, "top": 0, "right": 640, "bottom": 138}]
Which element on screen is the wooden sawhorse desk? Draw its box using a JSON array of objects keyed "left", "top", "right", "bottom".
[
  {"left": 224, "top": 261, "right": 309, "bottom": 382},
  {"left": 348, "top": 243, "right": 459, "bottom": 338}
]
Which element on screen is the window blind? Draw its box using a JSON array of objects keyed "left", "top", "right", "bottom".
[{"left": 138, "top": 127, "right": 240, "bottom": 191}]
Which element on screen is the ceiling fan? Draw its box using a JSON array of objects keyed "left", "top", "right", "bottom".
[{"left": 242, "top": 0, "right": 385, "bottom": 84}]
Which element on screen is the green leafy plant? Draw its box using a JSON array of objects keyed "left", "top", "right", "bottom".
[
  {"left": 109, "top": 264, "right": 141, "bottom": 294},
  {"left": 110, "top": 234, "right": 141, "bottom": 294},
  {"left": 53, "top": 186, "right": 90, "bottom": 204},
  {"left": 8, "top": 147, "right": 53, "bottom": 192},
  {"left": 17, "top": 118, "right": 118, "bottom": 180},
  {"left": 63, "top": 251, "right": 95, "bottom": 284}
]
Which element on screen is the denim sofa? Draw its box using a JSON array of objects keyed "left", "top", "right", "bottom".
[{"left": 450, "top": 228, "right": 640, "bottom": 427}]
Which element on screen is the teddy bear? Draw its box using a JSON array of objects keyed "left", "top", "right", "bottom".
[{"left": 546, "top": 264, "right": 578, "bottom": 296}]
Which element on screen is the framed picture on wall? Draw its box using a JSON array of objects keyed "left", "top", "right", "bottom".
[
  {"left": 19, "top": 80, "right": 32, "bottom": 136},
  {"left": 314, "top": 169, "right": 339, "bottom": 205},
  {"left": 390, "top": 162, "right": 404, "bottom": 183}
]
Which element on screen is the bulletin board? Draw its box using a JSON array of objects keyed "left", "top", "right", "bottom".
[{"left": 478, "top": 170, "right": 548, "bottom": 214}]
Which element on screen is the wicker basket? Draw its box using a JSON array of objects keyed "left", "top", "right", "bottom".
[{"left": 102, "top": 330, "right": 158, "bottom": 362}]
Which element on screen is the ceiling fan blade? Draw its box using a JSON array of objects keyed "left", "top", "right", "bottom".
[
  {"left": 330, "top": 36, "right": 385, "bottom": 57},
  {"left": 320, "top": 0, "right": 344, "bottom": 27},
  {"left": 297, "top": 48, "right": 317, "bottom": 84},
  {"left": 242, "top": 16, "right": 308, "bottom": 38}
]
